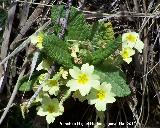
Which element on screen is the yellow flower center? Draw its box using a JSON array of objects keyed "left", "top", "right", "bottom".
[
  {"left": 126, "top": 34, "right": 137, "bottom": 43},
  {"left": 37, "top": 35, "right": 43, "bottom": 43},
  {"left": 121, "top": 49, "right": 129, "bottom": 58},
  {"left": 47, "top": 80, "right": 58, "bottom": 87},
  {"left": 77, "top": 73, "right": 89, "bottom": 85},
  {"left": 36, "top": 34, "right": 44, "bottom": 49},
  {"left": 97, "top": 90, "right": 106, "bottom": 100},
  {"left": 47, "top": 105, "right": 55, "bottom": 113}
]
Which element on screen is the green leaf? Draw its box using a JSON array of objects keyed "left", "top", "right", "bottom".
[
  {"left": 65, "top": 7, "right": 92, "bottom": 41},
  {"left": 42, "top": 34, "right": 73, "bottom": 68},
  {"left": 51, "top": 5, "right": 65, "bottom": 35},
  {"left": 92, "top": 22, "right": 115, "bottom": 47},
  {"left": 19, "top": 80, "right": 35, "bottom": 92},
  {"left": 18, "top": 70, "right": 46, "bottom": 91},
  {"left": 51, "top": 5, "right": 65, "bottom": 21},
  {"left": 50, "top": 5, "right": 121, "bottom": 66},
  {"left": 95, "top": 69, "right": 131, "bottom": 97},
  {"left": 92, "top": 36, "right": 122, "bottom": 65},
  {"left": 51, "top": 5, "right": 92, "bottom": 41}
]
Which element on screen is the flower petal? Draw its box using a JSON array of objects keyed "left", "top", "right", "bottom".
[
  {"left": 30, "top": 35, "right": 38, "bottom": 45},
  {"left": 129, "top": 48, "right": 135, "bottom": 56},
  {"left": 42, "top": 85, "right": 50, "bottom": 92},
  {"left": 48, "top": 86, "right": 59, "bottom": 96},
  {"left": 126, "top": 42, "right": 135, "bottom": 48},
  {"left": 105, "top": 96, "right": 116, "bottom": 103},
  {"left": 95, "top": 102, "right": 106, "bottom": 111},
  {"left": 89, "top": 80, "right": 100, "bottom": 89},
  {"left": 46, "top": 114, "right": 55, "bottom": 124},
  {"left": 81, "top": 63, "right": 94, "bottom": 74},
  {"left": 101, "top": 82, "right": 112, "bottom": 92},
  {"left": 134, "top": 40, "right": 144, "bottom": 53},
  {"left": 66, "top": 80, "right": 79, "bottom": 91},
  {"left": 122, "top": 42, "right": 129, "bottom": 48},
  {"left": 69, "top": 66, "right": 81, "bottom": 79},
  {"left": 37, "top": 107, "right": 48, "bottom": 116},
  {"left": 79, "top": 85, "right": 91, "bottom": 96},
  {"left": 123, "top": 57, "right": 132, "bottom": 64},
  {"left": 89, "top": 99, "right": 97, "bottom": 105},
  {"left": 36, "top": 62, "right": 43, "bottom": 71},
  {"left": 92, "top": 74, "right": 100, "bottom": 80}
]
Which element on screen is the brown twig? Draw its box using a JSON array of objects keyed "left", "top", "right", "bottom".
[
  {"left": 0, "top": 19, "right": 51, "bottom": 66},
  {"left": 19, "top": 0, "right": 31, "bottom": 28},
  {"left": 0, "top": 0, "right": 17, "bottom": 93},
  {"left": 139, "top": 0, "right": 149, "bottom": 127},
  {"left": 10, "top": 0, "right": 51, "bottom": 50},
  {"left": 0, "top": 57, "right": 27, "bottom": 124}
]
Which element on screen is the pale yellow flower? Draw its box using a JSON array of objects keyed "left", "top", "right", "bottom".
[
  {"left": 37, "top": 97, "right": 64, "bottom": 124},
  {"left": 59, "top": 67, "right": 68, "bottom": 79},
  {"left": 30, "top": 32, "right": 44, "bottom": 49},
  {"left": 42, "top": 77, "right": 60, "bottom": 96},
  {"left": 122, "top": 32, "right": 144, "bottom": 53},
  {"left": 87, "top": 82, "right": 116, "bottom": 111},
  {"left": 62, "top": 71, "right": 68, "bottom": 79},
  {"left": 72, "top": 43, "right": 79, "bottom": 53},
  {"left": 66, "top": 63, "right": 100, "bottom": 96},
  {"left": 70, "top": 43, "right": 79, "bottom": 58},
  {"left": 122, "top": 32, "right": 139, "bottom": 47},
  {"left": 38, "top": 73, "right": 47, "bottom": 84},
  {"left": 120, "top": 47, "right": 135, "bottom": 64},
  {"left": 134, "top": 40, "right": 144, "bottom": 53},
  {"left": 35, "top": 91, "right": 49, "bottom": 102},
  {"left": 71, "top": 52, "right": 77, "bottom": 58}
]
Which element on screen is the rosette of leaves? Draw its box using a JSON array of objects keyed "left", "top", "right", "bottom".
[{"left": 43, "top": 5, "right": 131, "bottom": 98}]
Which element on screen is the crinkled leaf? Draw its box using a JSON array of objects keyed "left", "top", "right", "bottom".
[
  {"left": 65, "top": 7, "right": 92, "bottom": 41},
  {"left": 92, "top": 22, "right": 115, "bottom": 47},
  {"left": 51, "top": 5, "right": 65, "bottom": 34},
  {"left": 92, "top": 36, "right": 122, "bottom": 65},
  {"left": 42, "top": 34, "right": 73, "bottom": 68},
  {"left": 51, "top": 5, "right": 92, "bottom": 41}
]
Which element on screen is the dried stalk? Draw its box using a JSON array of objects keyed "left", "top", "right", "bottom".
[
  {"left": 10, "top": 0, "right": 51, "bottom": 50},
  {"left": 0, "top": 0, "right": 17, "bottom": 93}
]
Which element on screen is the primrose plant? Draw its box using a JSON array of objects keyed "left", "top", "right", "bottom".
[{"left": 19, "top": 5, "right": 144, "bottom": 126}]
